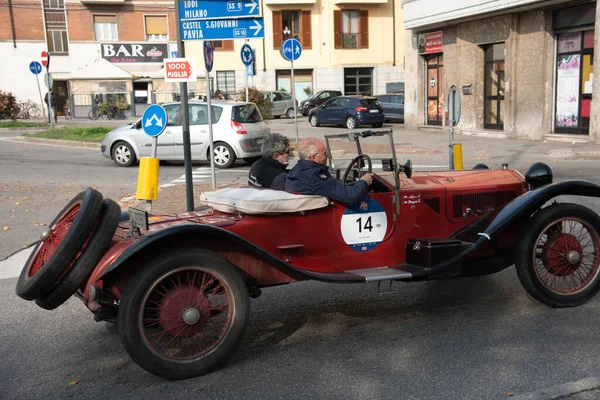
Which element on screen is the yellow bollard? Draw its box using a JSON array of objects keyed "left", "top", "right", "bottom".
[
  {"left": 136, "top": 157, "right": 160, "bottom": 201},
  {"left": 453, "top": 144, "right": 463, "bottom": 171}
]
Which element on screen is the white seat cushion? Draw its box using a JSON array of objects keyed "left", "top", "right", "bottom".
[{"left": 200, "top": 187, "right": 329, "bottom": 215}]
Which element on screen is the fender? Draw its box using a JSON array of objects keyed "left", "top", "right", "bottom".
[
  {"left": 99, "top": 224, "right": 365, "bottom": 284},
  {"left": 411, "top": 180, "right": 600, "bottom": 278}
]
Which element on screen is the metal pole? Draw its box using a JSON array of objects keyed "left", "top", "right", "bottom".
[
  {"left": 35, "top": 73, "right": 46, "bottom": 119},
  {"left": 47, "top": 74, "right": 53, "bottom": 129},
  {"left": 207, "top": 68, "right": 216, "bottom": 189},
  {"left": 8, "top": 0, "right": 16, "bottom": 48},
  {"left": 151, "top": 137, "right": 158, "bottom": 158},
  {"left": 448, "top": 89, "right": 454, "bottom": 170},
  {"left": 291, "top": 57, "right": 298, "bottom": 145},
  {"left": 175, "top": 0, "right": 194, "bottom": 211},
  {"left": 245, "top": 65, "right": 249, "bottom": 102}
]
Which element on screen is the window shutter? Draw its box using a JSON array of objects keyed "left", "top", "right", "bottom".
[
  {"left": 272, "top": 11, "right": 282, "bottom": 50},
  {"left": 334, "top": 10, "right": 342, "bottom": 49},
  {"left": 359, "top": 10, "right": 368, "bottom": 49},
  {"left": 301, "top": 11, "right": 312, "bottom": 49},
  {"left": 145, "top": 16, "right": 167, "bottom": 35},
  {"left": 223, "top": 40, "right": 234, "bottom": 50}
]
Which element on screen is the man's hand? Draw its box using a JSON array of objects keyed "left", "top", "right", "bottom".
[{"left": 360, "top": 173, "right": 374, "bottom": 186}]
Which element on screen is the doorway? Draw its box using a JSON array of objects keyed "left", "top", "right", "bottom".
[
  {"left": 426, "top": 54, "right": 443, "bottom": 125},
  {"left": 483, "top": 43, "right": 505, "bottom": 130},
  {"left": 53, "top": 81, "right": 68, "bottom": 116}
]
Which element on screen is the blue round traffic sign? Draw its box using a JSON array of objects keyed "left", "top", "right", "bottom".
[
  {"left": 204, "top": 41, "right": 214, "bottom": 72},
  {"left": 142, "top": 104, "right": 167, "bottom": 137},
  {"left": 240, "top": 44, "right": 253, "bottom": 66},
  {"left": 280, "top": 39, "right": 302, "bottom": 62},
  {"left": 29, "top": 61, "right": 42, "bottom": 75}
]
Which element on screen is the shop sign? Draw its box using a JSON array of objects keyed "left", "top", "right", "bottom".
[
  {"left": 558, "top": 32, "right": 582, "bottom": 54},
  {"left": 101, "top": 43, "right": 168, "bottom": 63},
  {"left": 418, "top": 31, "right": 443, "bottom": 54},
  {"left": 555, "top": 54, "right": 581, "bottom": 128}
]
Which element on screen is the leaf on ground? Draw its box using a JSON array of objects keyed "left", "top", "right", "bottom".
[
  {"left": 15, "top": 202, "right": 20, "bottom": 205},
  {"left": 3, "top": 226, "right": 8, "bottom": 231},
  {"left": 24, "top": 210, "right": 30, "bottom": 213},
  {"left": 68, "top": 381, "right": 78, "bottom": 386}
]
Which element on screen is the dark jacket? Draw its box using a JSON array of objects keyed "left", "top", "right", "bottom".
[
  {"left": 44, "top": 92, "right": 58, "bottom": 107},
  {"left": 248, "top": 156, "right": 288, "bottom": 190},
  {"left": 285, "top": 159, "right": 368, "bottom": 205}
]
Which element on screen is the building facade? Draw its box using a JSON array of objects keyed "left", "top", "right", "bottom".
[
  {"left": 402, "top": 0, "right": 600, "bottom": 142},
  {"left": 1, "top": 0, "right": 405, "bottom": 118}
]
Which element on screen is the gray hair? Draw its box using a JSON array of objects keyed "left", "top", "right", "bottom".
[
  {"left": 261, "top": 133, "right": 290, "bottom": 158},
  {"left": 298, "top": 139, "right": 319, "bottom": 160}
]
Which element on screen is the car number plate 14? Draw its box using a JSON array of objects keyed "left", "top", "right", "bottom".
[
  {"left": 128, "top": 207, "right": 148, "bottom": 231},
  {"left": 369, "top": 109, "right": 379, "bottom": 113}
]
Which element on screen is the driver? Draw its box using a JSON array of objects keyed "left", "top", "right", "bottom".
[{"left": 285, "top": 139, "right": 374, "bottom": 205}]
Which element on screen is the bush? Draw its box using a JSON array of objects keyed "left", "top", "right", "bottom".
[
  {"left": 0, "top": 91, "right": 19, "bottom": 120},
  {"left": 236, "top": 87, "right": 273, "bottom": 120}
]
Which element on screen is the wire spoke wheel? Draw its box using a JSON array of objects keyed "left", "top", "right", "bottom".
[
  {"left": 534, "top": 218, "right": 600, "bottom": 294},
  {"left": 141, "top": 267, "right": 233, "bottom": 361}
]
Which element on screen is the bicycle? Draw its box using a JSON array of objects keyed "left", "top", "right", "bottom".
[
  {"left": 88, "top": 104, "right": 119, "bottom": 120},
  {"left": 16, "top": 101, "right": 42, "bottom": 119},
  {"left": 64, "top": 105, "right": 72, "bottom": 120}
]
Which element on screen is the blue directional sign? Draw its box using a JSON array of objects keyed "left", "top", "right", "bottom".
[
  {"left": 29, "top": 61, "right": 42, "bottom": 75},
  {"left": 142, "top": 104, "right": 167, "bottom": 137},
  {"left": 181, "top": 18, "right": 264, "bottom": 41},
  {"left": 180, "top": 0, "right": 259, "bottom": 20},
  {"left": 241, "top": 44, "right": 253, "bottom": 66},
  {"left": 281, "top": 38, "right": 302, "bottom": 62}
]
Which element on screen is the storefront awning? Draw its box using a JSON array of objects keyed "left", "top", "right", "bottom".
[
  {"left": 68, "top": 59, "right": 133, "bottom": 80},
  {"left": 116, "top": 64, "right": 166, "bottom": 80}
]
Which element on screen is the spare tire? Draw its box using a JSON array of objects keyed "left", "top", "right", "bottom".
[
  {"left": 15, "top": 188, "right": 103, "bottom": 301},
  {"left": 36, "top": 199, "right": 121, "bottom": 310}
]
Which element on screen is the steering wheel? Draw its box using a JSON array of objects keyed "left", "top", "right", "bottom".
[{"left": 342, "top": 154, "right": 372, "bottom": 185}]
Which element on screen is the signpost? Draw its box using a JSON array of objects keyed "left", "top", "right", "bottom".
[
  {"left": 179, "top": 0, "right": 259, "bottom": 19},
  {"left": 204, "top": 41, "right": 216, "bottom": 190},
  {"left": 447, "top": 85, "right": 461, "bottom": 170},
  {"left": 164, "top": 58, "right": 197, "bottom": 82},
  {"left": 29, "top": 61, "right": 46, "bottom": 119},
  {"left": 241, "top": 44, "right": 253, "bottom": 102},
  {"left": 280, "top": 38, "right": 302, "bottom": 144},
  {"left": 138, "top": 104, "right": 167, "bottom": 210},
  {"left": 180, "top": 18, "right": 264, "bottom": 41},
  {"left": 41, "top": 51, "right": 52, "bottom": 128}
]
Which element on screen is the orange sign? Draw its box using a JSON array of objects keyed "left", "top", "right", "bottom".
[
  {"left": 418, "top": 31, "right": 443, "bottom": 54},
  {"left": 164, "top": 58, "right": 197, "bottom": 83}
]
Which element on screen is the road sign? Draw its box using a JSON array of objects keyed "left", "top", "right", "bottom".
[
  {"left": 280, "top": 38, "right": 302, "bottom": 61},
  {"left": 179, "top": 0, "right": 259, "bottom": 20},
  {"left": 29, "top": 61, "right": 42, "bottom": 75},
  {"left": 241, "top": 44, "right": 253, "bottom": 66},
  {"left": 448, "top": 85, "right": 461, "bottom": 126},
  {"left": 181, "top": 18, "right": 264, "bottom": 41},
  {"left": 41, "top": 51, "right": 50, "bottom": 68},
  {"left": 142, "top": 104, "right": 167, "bottom": 137},
  {"left": 204, "top": 41, "right": 214, "bottom": 72},
  {"left": 164, "top": 58, "right": 197, "bottom": 82},
  {"left": 44, "top": 73, "right": 53, "bottom": 88}
]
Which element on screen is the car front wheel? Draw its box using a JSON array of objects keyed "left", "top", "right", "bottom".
[
  {"left": 515, "top": 203, "right": 600, "bottom": 307},
  {"left": 112, "top": 141, "right": 137, "bottom": 167},
  {"left": 309, "top": 114, "right": 320, "bottom": 127},
  {"left": 212, "top": 142, "right": 236, "bottom": 169}
]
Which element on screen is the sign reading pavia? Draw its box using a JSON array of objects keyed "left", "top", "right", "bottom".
[
  {"left": 101, "top": 43, "right": 168, "bottom": 63},
  {"left": 179, "top": 0, "right": 259, "bottom": 20}
]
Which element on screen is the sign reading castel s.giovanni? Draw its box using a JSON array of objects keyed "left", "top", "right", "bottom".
[
  {"left": 418, "top": 31, "right": 443, "bottom": 54},
  {"left": 101, "top": 43, "right": 169, "bottom": 63}
]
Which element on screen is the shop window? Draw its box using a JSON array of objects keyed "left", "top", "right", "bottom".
[
  {"left": 213, "top": 40, "right": 234, "bottom": 51},
  {"left": 47, "top": 30, "right": 68, "bottom": 54},
  {"left": 334, "top": 10, "right": 368, "bottom": 49},
  {"left": 216, "top": 71, "right": 236, "bottom": 94},
  {"left": 94, "top": 15, "right": 117, "bottom": 41},
  {"left": 276, "top": 69, "right": 313, "bottom": 102},
  {"left": 145, "top": 15, "right": 167, "bottom": 41},
  {"left": 272, "top": 10, "right": 312, "bottom": 50},
  {"left": 344, "top": 67, "right": 373, "bottom": 96}
]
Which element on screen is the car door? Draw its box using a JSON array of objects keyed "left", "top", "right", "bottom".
[
  {"left": 135, "top": 104, "right": 176, "bottom": 159},
  {"left": 336, "top": 98, "right": 354, "bottom": 123},
  {"left": 272, "top": 92, "right": 286, "bottom": 116},
  {"left": 396, "top": 95, "right": 405, "bottom": 121},
  {"left": 320, "top": 98, "right": 341, "bottom": 123},
  {"left": 174, "top": 103, "right": 211, "bottom": 160}
]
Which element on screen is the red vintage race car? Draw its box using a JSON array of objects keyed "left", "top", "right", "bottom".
[{"left": 15, "top": 129, "right": 600, "bottom": 380}]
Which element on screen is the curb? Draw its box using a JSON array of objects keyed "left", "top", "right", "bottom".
[
  {"left": 513, "top": 377, "right": 600, "bottom": 400},
  {"left": 0, "top": 127, "right": 50, "bottom": 132},
  {"left": 9, "top": 136, "right": 101, "bottom": 149}
]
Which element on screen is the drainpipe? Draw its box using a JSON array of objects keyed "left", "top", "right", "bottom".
[
  {"left": 8, "top": 0, "right": 17, "bottom": 48},
  {"left": 392, "top": 0, "right": 396, "bottom": 66},
  {"left": 261, "top": 0, "right": 266, "bottom": 72}
]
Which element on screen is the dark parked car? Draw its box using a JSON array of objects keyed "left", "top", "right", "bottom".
[
  {"left": 308, "top": 96, "right": 384, "bottom": 129},
  {"left": 299, "top": 90, "right": 342, "bottom": 116},
  {"left": 376, "top": 94, "right": 404, "bottom": 122}
]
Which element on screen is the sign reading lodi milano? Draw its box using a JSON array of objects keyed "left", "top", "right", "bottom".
[{"left": 101, "top": 43, "right": 168, "bottom": 63}]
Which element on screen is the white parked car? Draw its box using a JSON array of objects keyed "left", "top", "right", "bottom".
[{"left": 101, "top": 101, "right": 269, "bottom": 168}]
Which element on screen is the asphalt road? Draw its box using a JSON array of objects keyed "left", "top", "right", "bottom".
[{"left": 4, "top": 127, "right": 600, "bottom": 399}]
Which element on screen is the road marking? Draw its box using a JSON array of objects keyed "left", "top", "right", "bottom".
[{"left": 160, "top": 166, "right": 249, "bottom": 187}]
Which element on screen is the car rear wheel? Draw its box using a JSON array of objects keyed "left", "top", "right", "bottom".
[
  {"left": 515, "top": 203, "right": 600, "bottom": 307},
  {"left": 286, "top": 108, "right": 295, "bottom": 119},
  {"left": 112, "top": 141, "right": 137, "bottom": 167},
  {"left": 15, "top": 188, "right": 104, "bottom": 301},
  {"left": 117, "top": 249, "right": 250, "bottom": 380},
  {"left": 212, "top": 142, "right": 236, "bottom": 169},
  {"left": 346, "top": 116, "right": 357, "bottom": 129},
  {"left": 309, "top": 115, "right": 320, "bottom": 127}
]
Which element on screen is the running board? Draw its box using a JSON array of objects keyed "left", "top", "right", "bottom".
[{"left": 346, "top": 265, "right": 425, "bottom": 282}]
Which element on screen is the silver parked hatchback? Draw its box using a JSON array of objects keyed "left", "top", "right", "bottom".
[
  {"left": 101, "top": 101, "right": 270, "bottom": 168},
  {"left": 263, "top": 91, "right": 297, "bottom": 119}
]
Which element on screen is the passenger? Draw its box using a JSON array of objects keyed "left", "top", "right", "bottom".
[
  {"left": 285, "top": 139, "right": 373, "bottom": 205},
  {"left": 248, "top": 133, "right": 290, "bottom": 190}
]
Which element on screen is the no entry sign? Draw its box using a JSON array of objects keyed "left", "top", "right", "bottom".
[
  {"left": 41, "top": 51, "right": 50, "bottom": 68},
  {"left": 164, "top": 58, "right": 197, "bottom": 82}
]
